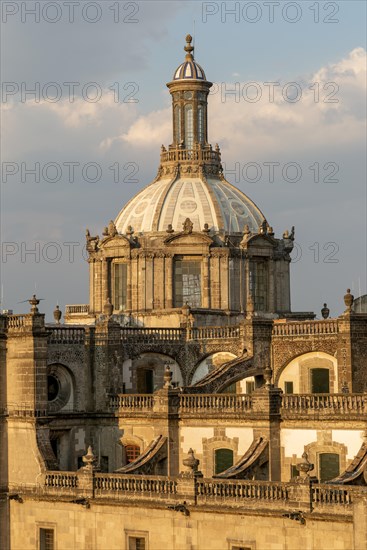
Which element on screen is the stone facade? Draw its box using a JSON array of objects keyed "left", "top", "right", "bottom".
[{"left": 1, "top": 36, "right": 367, "bottom": 550}]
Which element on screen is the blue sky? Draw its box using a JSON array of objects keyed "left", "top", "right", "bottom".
[{"left": 1, "top": 0, "right": 366, "bottom": 319}]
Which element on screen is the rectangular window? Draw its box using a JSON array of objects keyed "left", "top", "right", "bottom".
[
  {"left": 39, "top": 528, "right": 54, "bottom": 550},
  {"left": 100, "top": 456, "right": 109, "bottom": 473},
  {"left": 246, "top": 381, "right": 255, "bottom": 394},
  {"left": 125, "top": 532, "right": 148, "bottom": 550},
  {"left": 174, "top": 258, "right": 201, "bottom": 308},
  {"left": 311, "top": 368, "right": 330, "bottom": 393},
  {"left": 284, "top": 381, "right": 294, "bottom": 394},
  {"left": 128, "top": 538, "right": 146, "bottom": 550},
  {"left": 249, "top": 260, "right": 268, "bottom": 311},
  {"left": 290, "top": 464, "right": 298, "bottom": 479},
  {"left": 214, "top": 448, "right": 234, "bottom": 475},
  {"left": 113, "top": 263, "right": 127, "bottom": 311}
]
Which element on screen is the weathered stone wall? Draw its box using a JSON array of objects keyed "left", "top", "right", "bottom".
[{"left": 8, "top": 497, "right": 356, "bottom": 550}]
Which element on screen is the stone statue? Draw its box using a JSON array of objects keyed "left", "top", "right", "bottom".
[
  {"left": 183, "top": 218, "right": 193, "bottom": 234},
  {"left": 108, "top": 220, "right": 117, "bottom": 237}
]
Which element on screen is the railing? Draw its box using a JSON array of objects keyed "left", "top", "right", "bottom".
[
  {"left": 0, "top": 406, "right": 48, "bottom": 418},
  {"left": 65, "top": 304, "right": 90, "bottom": 315},
  {"left": 94, "top": 474, "right": 177, "bottom": 495},
  {"left": 160, "top": 147, "right": 221, "bottom": 164},
  {"left": 110, "top": 394, "right": 154, "bottom": 411},
  {"left": 7, "top": 314, "right": 29, "bottom": 328},
  {"left": 272, "top": 320, "right": 338, "bottom": 336},
  {"left": 45, "top": 472, "right": 78, "bottom": 488},
  {"left": 179, "top": 394, "right": 252, "bottom": 413},
  {"left": 197, "top": 479, "right": 290, "bottom": 501},
  {"left": 281, "top": 394, "right": 367, "bottom": 414},
  {"left": 120, "top": 327, "right": 182, "bottom": 342},
  {"left": 312, "top": 484, "right": 353, "bottom": 505},
  {"left": 48, "top": 327, "right": 85, "bottom": 344},
  {"left": 189, "top": 325, "right": 240, "bottom": 340}
]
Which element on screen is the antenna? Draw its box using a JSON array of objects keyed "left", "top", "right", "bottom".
[{"left": 193, "top": 19, "right": 195, "bottom": 57}]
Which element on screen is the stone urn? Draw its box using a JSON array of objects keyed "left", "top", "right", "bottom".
[
  {"left": 53, "top": 305, "right": 62, "bottom": 324},
  {"left": 103, "top": 297, "right": 113, "bottom": 317},
  {"left": 344, "top": 289, "right": 354, "bottom": 312},
  {"left": 183, "top": 448, "right": 200, "bottom": 474},
  {"left": 296, "top": 452, "right": 314, "bottom": 482},
  {"left": 321, "top": 303, "right": 330, "bottom": 319}
]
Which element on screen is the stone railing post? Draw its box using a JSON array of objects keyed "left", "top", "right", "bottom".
[
  {"left": 176, "top": 449, "right": 203, "bottom": 506},
  {"left": 251, "top": 386, "right": 282, "bottom": 481},
  {"left": 76, "top": 446, "right": 97, "bottom": 501},
  {"left": 152, "top": 373, "right": 180, "bottom": 476},
  {"left": 176, "top": 472, "right": 197, "bottom": 506},
  {"left": 353, "top": 493, "right": 367, "bottom": 550}
]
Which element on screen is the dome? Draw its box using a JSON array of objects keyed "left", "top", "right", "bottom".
[
  {"left": 114, "top": 175, "right": 265, "bottom": 235},
  {"left": 172, "top": 34, "right": 207, "bottom": 82},
  {"left": 173, "top": 60, "right": 206, "bottom": 81}
]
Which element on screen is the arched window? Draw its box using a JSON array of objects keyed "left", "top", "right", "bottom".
[
  {"left": 184, "top": 104, "right": 193, "bottom": 149},
  {"left": 124, "top": 445, "right": 140, "bottom": 463},
  {"left": 214, "top": 448, "right": 234, "bottom": 475},
  {"left": 198, "top": 105, "right": 204, "bottom": 144},
  {"left": 174, "top": 105, "right": 181, "bottom": 143}
]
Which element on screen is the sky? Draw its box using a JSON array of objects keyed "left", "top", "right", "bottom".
[{"left": 1, "top": 0, "right": 366, "bottom": 320}]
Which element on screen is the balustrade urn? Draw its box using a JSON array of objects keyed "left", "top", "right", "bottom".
[
  {"left": 344, "top": 289, "right": 354, "bottom": 312},
  {"left": 321, "top": 303, "right": 330, "bottom": 319},
  {"left": 53, "top": 305, "right": 62, "bottom": 324}
]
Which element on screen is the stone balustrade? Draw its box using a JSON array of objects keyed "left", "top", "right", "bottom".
[
  {"left": 94, "top": 474, "right": 177, "bottom": 495},
  {"left": 48, "top": 327, "right": 85, "bottom": 344},
  {"left": 120, "top": 327, "right": 182, "bottom": 342},
  {"left": 197, "top": 479, "right": 290, "bottom": 501},
  {"left": 65, "top": 304, "right": 90, "bottom": 315},
  {"left": 312, "top": 484, "right": 354, "bottom": 505},
  {"left": 160, "top": 147, "right": 220, "bottom": 164},
  {"left": 179, "top": 394, "right": 252, "bottom": 414},
  {"left": 9, "top": 474, "right": 357, "bottom": 517},
  {"left": 112, "top": 393, "right": 253, "bottom": 416},
  {"left": 45, "top": 472, "right": 78, "bottom": 488},
  {"left": 281, "top": 394, "right": 367, "bottom": 415},
  {"left": 110, "top": 394, "right": 154, "bottom": 411},
  {"left": 0, "top": 405, "right": 48, "bottom": 418},
  {"left": 113, "top": 391, "right": 366, "bottom": 420},
  {"left": 189, "top": 325, "right": 240, "bottom": 340},
  {"left": 7, "top": 314, "right": 30, "bottom": 328},
  {"left": 272, "top": 320, "right": 338, "bottom": 336}
]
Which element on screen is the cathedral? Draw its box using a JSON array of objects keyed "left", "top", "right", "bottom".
[{"left": 0, "top": 35, "right": 367, "bottom": 550}]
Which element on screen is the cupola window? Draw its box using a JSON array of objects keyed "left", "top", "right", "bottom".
[
  {"left": 184, "top": 104, "right": 194, "bottom": 149},
  {"left": 174, "top": 105, "right": 181, "bottom": 143},
  {"left": 198, "top": 105, "right": 204, "bottom": 144}
]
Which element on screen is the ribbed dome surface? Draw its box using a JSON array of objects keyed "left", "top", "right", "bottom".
[
  {"left": 173, "top": 59, "right": 206, "bottom": 81},
  {"left": 115, "top": 176, "right": 265, "bottom": 235}
]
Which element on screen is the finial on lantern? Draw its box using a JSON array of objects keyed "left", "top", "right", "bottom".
[{"left": 184, "top": 34, "right": 194, "bottom": 58}]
